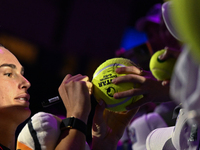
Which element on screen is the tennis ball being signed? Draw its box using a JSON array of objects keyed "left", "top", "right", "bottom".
[
  {"left": 92, "top": 58, "right": 143, "bottom": 112},
  {"left": 149, "top": 49, "right": 176, "bottom": 80}
]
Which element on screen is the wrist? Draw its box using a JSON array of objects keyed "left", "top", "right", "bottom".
[
  {"left": 67, "top": 113, "right": 88, "bottom": 124},
  {"left": 60, "top": 117, "right": 87, "bottom": 137}
]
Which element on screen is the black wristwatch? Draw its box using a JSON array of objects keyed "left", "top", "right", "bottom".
[{"left": 60, "top": 117, "right": 87, "bottom": 137}]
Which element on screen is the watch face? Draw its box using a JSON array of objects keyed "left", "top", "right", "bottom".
[
  {"left": 60, "top": 117, "right": 87, "bottom": 136},
  {"left": 60, "top": 117, "right": 74, "bottom": 130}
]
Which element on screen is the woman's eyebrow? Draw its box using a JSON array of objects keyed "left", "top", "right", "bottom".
[
  {"left": 0, "top": 64, "right": 24, "bottom": 74},
  {"left": 0, "top": 63, "right": 16, "bottom": 69}
]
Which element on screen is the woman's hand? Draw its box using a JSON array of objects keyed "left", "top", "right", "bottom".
[{"left": 58, "top": 74, "right": 92, "bottom": 123}]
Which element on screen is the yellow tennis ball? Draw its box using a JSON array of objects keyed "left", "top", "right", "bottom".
[
  {"left": 172, "top": 0, "right": 200, "bottom": 63},
  {"left": 92, "top": 58, "right": 143, "bottom": 112},
  {"left": 149, "top": 49, "right": 176, "bottom": 80}
]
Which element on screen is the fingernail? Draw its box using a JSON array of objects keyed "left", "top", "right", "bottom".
[
  {"left": 158, "top": 54, "right": 163, "bottom": 60},
  {"left": 164, "top": 46, "right": 169, "bottom": 50},
  {"left": 112, "top": 78, "right": 116, "bottom": 83},
  {"left": 113, "top": 93, "right": 118, "bottom": 99}
]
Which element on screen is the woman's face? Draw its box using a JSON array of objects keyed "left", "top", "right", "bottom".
[{"left": 0, "top": 46, "right": 31, "bottom": 122}]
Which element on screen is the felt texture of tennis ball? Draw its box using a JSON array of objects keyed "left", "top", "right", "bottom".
[
  {"left": 149, "top": 49, "right": 176, "bottom": 80},
  {"left": 92, "top": 58, "right": 143, "bottom": 112}
]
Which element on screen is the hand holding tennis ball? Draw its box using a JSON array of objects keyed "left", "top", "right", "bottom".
[
  {"left": 149, "top": 49, "right": 177, "bottom": 81},
  {"left": 92, "top": 58, "right": 143, "bottom": 112}
]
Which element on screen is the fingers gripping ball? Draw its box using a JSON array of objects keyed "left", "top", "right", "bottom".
[
  {"left": 149, "top": 49, "right": 176, "bottom": 80},
  {"left": 92, "top": 58, "right": 143, "bottom": 112}
]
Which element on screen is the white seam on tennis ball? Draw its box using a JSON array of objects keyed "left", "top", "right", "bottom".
[
  {"left": 106, "top": 96, "right": 132, "bottom": 108},
  {"left": 93, "top": 64, "right": 126, "bottom": 79}
]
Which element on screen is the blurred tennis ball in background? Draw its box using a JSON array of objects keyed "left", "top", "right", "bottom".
[
  {"left": 172, "top": 0, "right": 200, "bottom": 63},
  {"left": 92, "top": 58, "right": 143, "bottom": 112}
]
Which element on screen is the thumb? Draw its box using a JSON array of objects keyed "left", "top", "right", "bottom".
[{"left": 158, "top": 49, "right": 168, "bottom": 60}]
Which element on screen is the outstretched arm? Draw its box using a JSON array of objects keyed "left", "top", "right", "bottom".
[{"left": 92, "top": 100, "right": 139, "bottom": 150}]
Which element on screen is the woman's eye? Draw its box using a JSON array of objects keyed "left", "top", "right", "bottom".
[{"left": 4, "top": 73, "right": 12, "bottom": 77}]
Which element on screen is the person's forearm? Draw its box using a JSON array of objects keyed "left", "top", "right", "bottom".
[
  {"left": 55, "top": 129, "right": 86, "bottom": 150},
  {"left": 91, "top": 138, "right": 118, "bottom": 150}
]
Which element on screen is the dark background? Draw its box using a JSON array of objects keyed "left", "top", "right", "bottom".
[{"left": 0, "top": 0, "right": 163, "bottom": 143}]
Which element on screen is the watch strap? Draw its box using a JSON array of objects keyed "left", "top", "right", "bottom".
[{"left": 60, "top": 117, "right": 87, "bottom": 137}]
